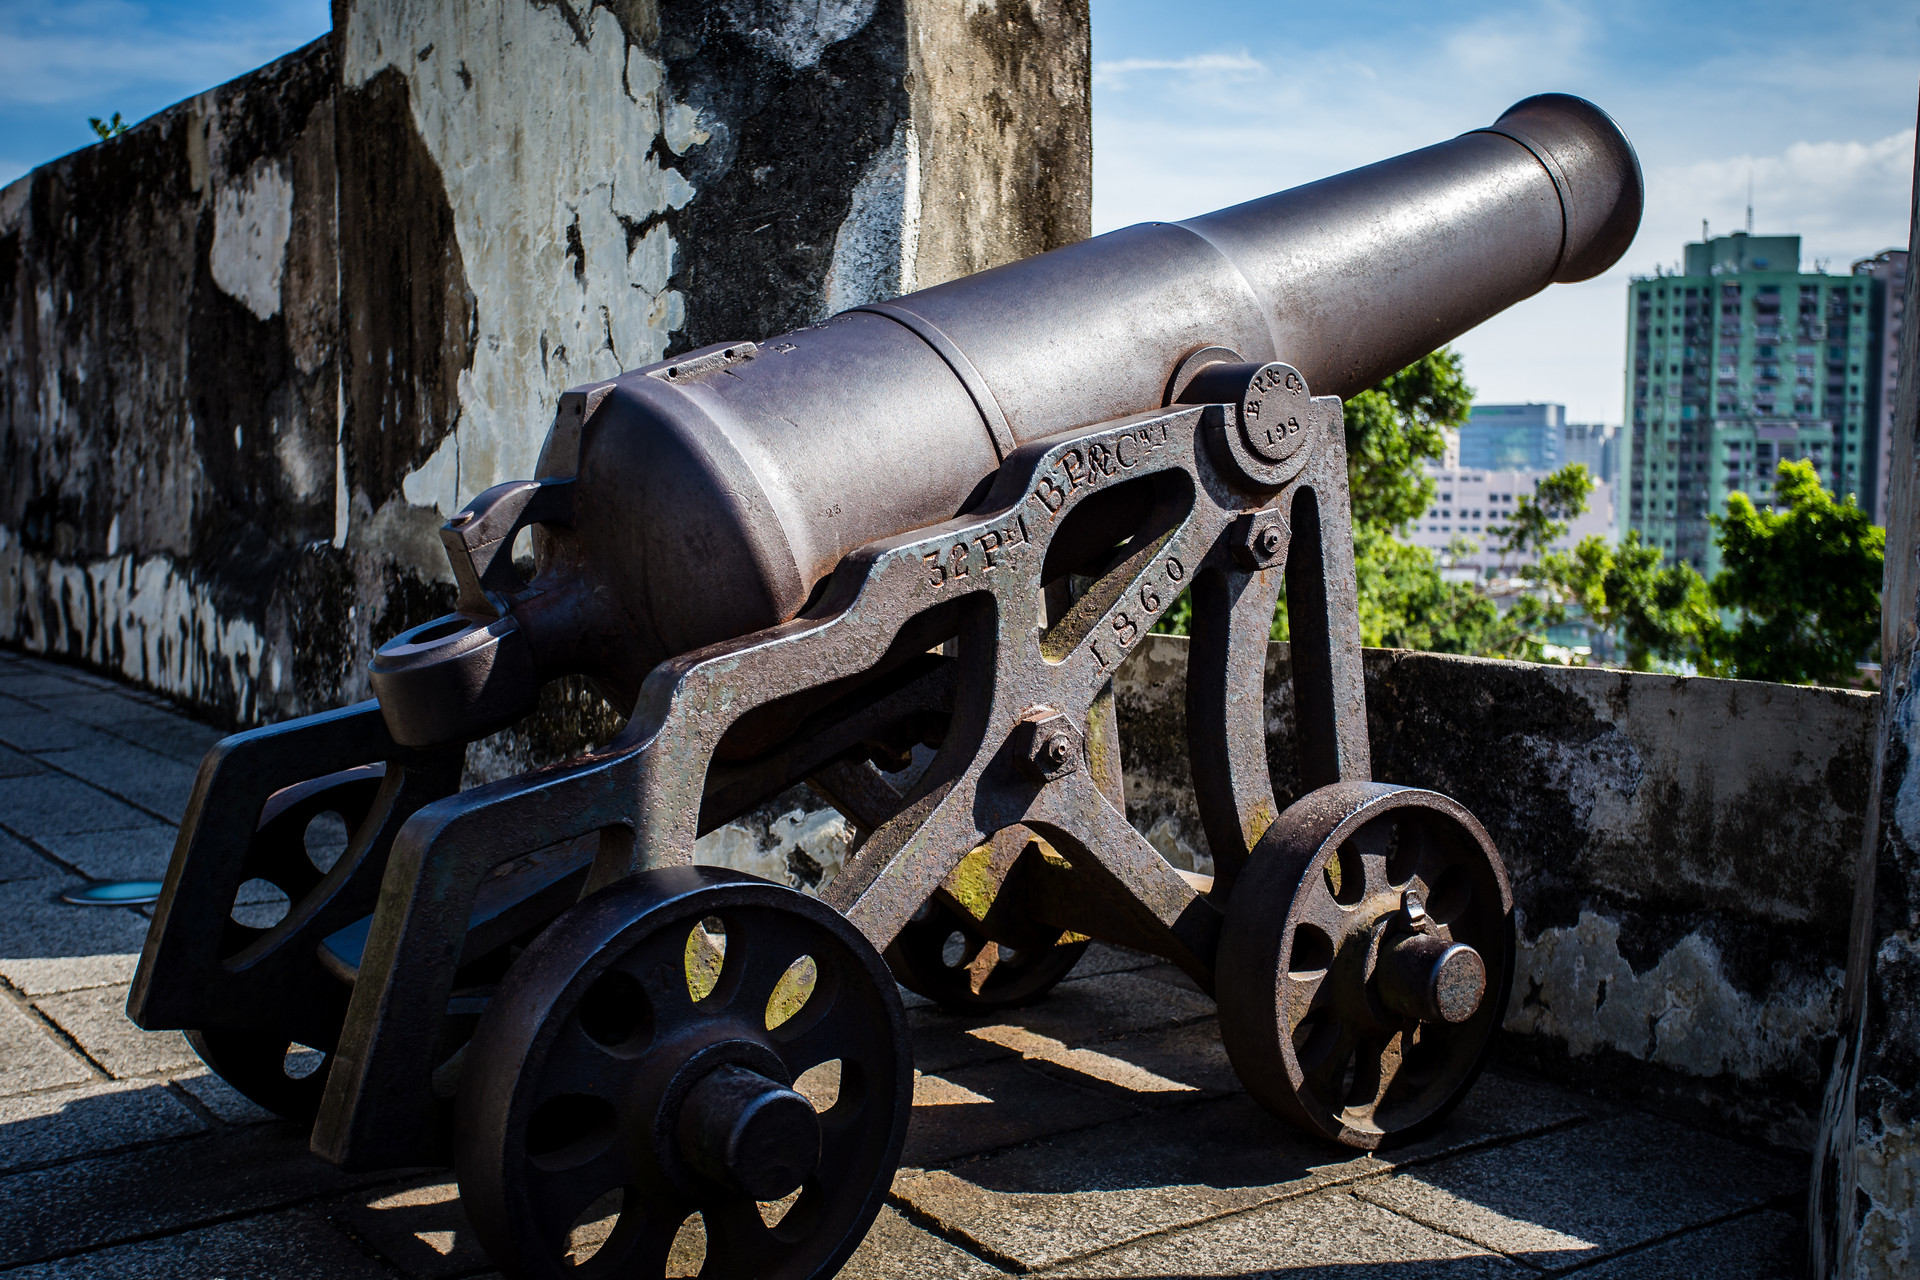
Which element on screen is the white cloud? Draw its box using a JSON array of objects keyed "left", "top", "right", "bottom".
[{"left": 1092, "top": 51, "right": 1264, "bottom": 87}]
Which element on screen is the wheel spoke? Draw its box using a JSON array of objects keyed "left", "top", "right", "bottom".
[
  {"left": 1342, "top": 1032, "right": 1403, "bottom": 1125},
  {"left": 774, "top": 1008, "right": 868, "bottom": 1081},
  {"left": 524, "top": 1148, "right": 630, "bottom": 1259},
  {"left": 572, "top": 1199, "right": 687, "bottom": 1279},
  {"left": 701, "top": 1196, "right": 785, "bottom": 1274},
  {"left": 1282, "top": 969, "right": 1327, "bottom": 1022},
  {"left": 1351, "top": 822, "right": 1391, "bottom": 902},
  {"left": 720, "top": 923, "right": 817, "bottom": 1019},
  {"left": 1299, "top": 1019, "right": 1357, "bottom": 1101},
  {"left": 531, "top": 1021, "right": 631, "bottom": 1099},
  {"left": 620, "top": 928, "right": 703, "bottom": 1031}
]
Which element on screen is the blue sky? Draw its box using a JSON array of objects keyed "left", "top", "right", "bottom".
[{"left": 3, "top": 0, "right": 1915, "bottom": 423}]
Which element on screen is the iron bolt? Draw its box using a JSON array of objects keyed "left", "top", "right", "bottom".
[
  {"left": 1013, "top": 712, "right": 1082, "bottom": 784},
  {"left": 1232, "top": 510, "right": 1289, "bottom": 570}
]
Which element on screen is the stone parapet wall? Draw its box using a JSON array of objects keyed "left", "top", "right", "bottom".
[
  {"left": 0, "top": 0, "right": 1090, "bottom": 745},
  {"left": 1116, "top": 635, "right": 1874, "bottom": 1151}
]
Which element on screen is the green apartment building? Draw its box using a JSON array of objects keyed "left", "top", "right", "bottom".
[{"left": 1620, "top": 231, "right": 1877, "bottom": 576}]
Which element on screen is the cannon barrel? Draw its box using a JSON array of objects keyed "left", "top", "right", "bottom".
[{"left": 371, "top": 93, "right": 1640, "bottom": 747}]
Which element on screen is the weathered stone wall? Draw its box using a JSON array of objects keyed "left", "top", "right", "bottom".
[
  {"left": 0, "top": 0, "right": 1091, "bottom": 747},
  {"left": 1113, "top": 636, "right": 1873, "bottom": 1152},
  {"left": 1811, "top": 118, "right": 1920, "bottom": 1280},
  {"left": 0, "top": 41, "right": 343, "bottom": 724}
]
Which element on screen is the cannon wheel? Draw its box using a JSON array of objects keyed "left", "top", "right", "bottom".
[
  {"left": 1215, "top": 782, "right": 1514, "bottom": 1149},
  {"left": 455, "top": 866, "right": 912, "bottom": 1280},
  {"left": 885, "top": 894, "right": 1089, "bottom": 1011}
]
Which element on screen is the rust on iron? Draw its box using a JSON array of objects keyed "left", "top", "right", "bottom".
[{"left": 127, "top": 95, "right": 1641, "bottom": 1278}]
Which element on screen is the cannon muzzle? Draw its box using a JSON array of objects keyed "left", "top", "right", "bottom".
[{"left": 370, "top": 93, "right": 1640, "bottom": 747}]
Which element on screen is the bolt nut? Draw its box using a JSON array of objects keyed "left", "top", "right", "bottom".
[
  {"left": 1231, "top": 509, "right": 1290, "bottom": 570},
  {"left": 1012, "top": 711, "right": 1082, "bottom": 785}
]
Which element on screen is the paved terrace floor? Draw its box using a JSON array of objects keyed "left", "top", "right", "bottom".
[{"left": 0, "top": 647, "right": 1808, "bottom": 1278}]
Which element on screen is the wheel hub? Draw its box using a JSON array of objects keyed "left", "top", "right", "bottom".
[{"left": 676, "top": 1063, "right": 821, "bottom": 1201}]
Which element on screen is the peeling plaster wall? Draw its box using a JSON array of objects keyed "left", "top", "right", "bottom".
[
  {"left": 339, "top": 0, "right": 693, "bottom": 521},
  {"left": 1114, "top": 635, "right": 1876, "bottom": 1151},
  {"left": 0, "top": 41, "right": 342, "bottom": 725},
  {"left": 0, "top": 0, "right": 1092, "bottom": 736}
]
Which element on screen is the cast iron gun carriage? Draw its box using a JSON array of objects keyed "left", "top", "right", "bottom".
[{"left": 131, "top": 95, "right": 1640, "bottom": 1278}]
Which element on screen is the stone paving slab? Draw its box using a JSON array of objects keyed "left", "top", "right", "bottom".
[
  {"left": 0, "top": 995, "right": 97, "bottom": 1097},
  {"left": 171, "top": 1066, "right": 279, "bottom": 1125},
  {"left": 895, "top": 1068, "right": 1590, "bottom": 1274},
  {"left": 0, "top": 650, "right": 1812, "bottom": 1278},
  {"left": 0, "top": 773, "right": 159, "bottom": 839},
  {"left": 0, "top": 712, "right": 109, "bottom": 756},
  {"left": 1041, "top": 1187, "right": 1523, "bottom": 1278},
  {"left": 29, "top": 826, "right": 179, "bottom": 882},
  {"left": 1010, "top": 1017, "right": 1239, "bottom": 1100},
  {"left": 3, "top": 690, "right": 222, "bottom": 766},
  {"left": 330, "top": 1176, "right": 486, "bottom": 1278},
  {"left": 0, "top": 672, "right": 114, "bottom": 701},
  {"left": 34, "top": 742, "right": 199, "bottom": 825},
  {"left": 0, "top": 830, "right": 57, "bottom": 884},
  {"left": 0, "top": 1079, "right": 208, "bottom": 1174},
  {"left": 1353, "top": 1112, "right": 1803, "bottom": 1272},
  {"left": 0, "top": 877, "right": 151, "bottom": 996},
  {"left": 898, "top": 1093, "right": 1368, "bottom": 1271},
  {"left": 31, "top": 985, "right": 201, "bottom": 1080},
  {"left": 906, "top": 1059, "right": 1140, "bottom": 1168},
  {"left": 842, "top": 1205, "right": 1008, "bottom": 1280},
  {"left": 910, "top": 970, "right": 1217, "bottom": 1074},
  {"left": 0, "top": 1123, "right": 416, "bottom": 1268},
  {"left": 1573, "top": 1208, "right": 1802, "bottom": 1278},
  {"left": 0, "top": 746, "right": 44, "bottom": 780},
  {"left": 0, "top": 1206, "right": 394, "bottom": 1279}
]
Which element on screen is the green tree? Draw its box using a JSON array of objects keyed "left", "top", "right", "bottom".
[
  {"left": 1338, "top": 349, "right": 1502, "bottom": 651},
  {"left": 1540, "top": 531, "right": 1716, "bottom": 671},
  {"left": 1704, "top": 459, "right": 1883, "bottom": 683},
  {"left": 1491, "top": 464, "right": 1595, "bottom": 571},
  {"left": 1342, "top": 349, "right": 1470, "bottom": 535},
  {"left": 89, "top": 113, "right": 130, "bottom": 140}
]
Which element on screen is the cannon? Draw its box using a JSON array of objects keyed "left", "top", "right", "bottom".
[{"left": 130, "top": 94, "right": 1639, "bottom": 1278}]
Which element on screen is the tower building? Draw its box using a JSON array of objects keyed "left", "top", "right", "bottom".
[{"left": 1620, "top": 231, "right": 1888, "bottom": 576}]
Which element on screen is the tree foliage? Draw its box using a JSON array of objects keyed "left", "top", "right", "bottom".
[
  {"left": 1493, "top": 465, "right": 1594, "bottom": 568},
  {"left": 1342, "top": 349, "right": 1469, "bottom": 535},
  {"left": 1538, "top": 531, "right": 1716, "bottom": 671},
  {"left": 1337, "top": 349, "right": 1500, "bottom": 652},
  {"left": 1703, "top": 459, "right": 1883, "bottom": 683},
  {"left": 89, "top": 112, "right": 129, "bottom": 140}
]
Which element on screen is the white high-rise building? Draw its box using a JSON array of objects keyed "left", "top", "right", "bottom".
[{"left": 1406, "top": 467, "right": 1616, "bottom": 581}]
